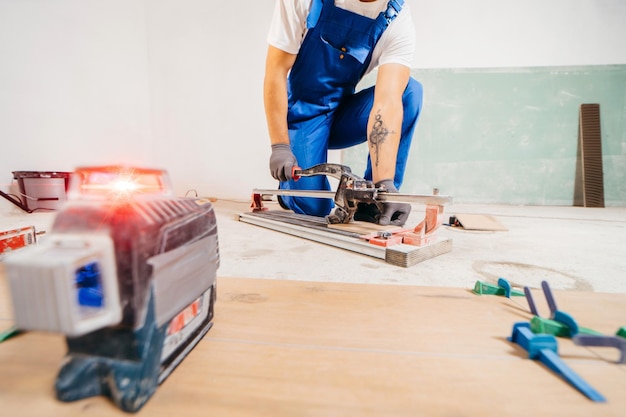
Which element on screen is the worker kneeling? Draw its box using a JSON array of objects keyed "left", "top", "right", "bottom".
[{"left": 264, "top": 0, "right": 422, "bottom": 226}]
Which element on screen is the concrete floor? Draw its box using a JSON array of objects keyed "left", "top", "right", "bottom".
[{"left": 3, "top": 197, "right": 624, "bottom": 294}]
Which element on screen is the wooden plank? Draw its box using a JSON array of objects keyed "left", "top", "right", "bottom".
[
  {"left": 454, "top": 213, "right": 508, "bottom": 231},
  {"left": 579, "top": 103, "right": 605, "bottom": 208},
  {"left": 1, "top": 269, "right": 625, "bottom": 416},
  {"left": 327, "top": 220, "right": 401, "bottom": 235}
]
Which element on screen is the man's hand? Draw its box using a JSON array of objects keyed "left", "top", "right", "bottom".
[
  {"left": 353, "top": 201, "right": 411, "bottom": 226},
  {"left": 269, "top": 144, "right": 297, "bottom": 182},
  {"left": 353, "top": 179, "right": 411, "bottom": 226},
  {"left": 378, "top": 201, "right": 411, "bottom": 226},
  {"left": 375, "top": 179, "right": 411, "bottom": 226}
]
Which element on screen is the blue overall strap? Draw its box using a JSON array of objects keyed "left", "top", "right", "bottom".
[
  {"left": 306, "top": 0, "right": 324, "bottom": 29},
  {"left": 381, "top": 0, "right": 404, "bottom": 26},
  {"left": 308, "top": 0, "right": 404, "bottom": 29}
]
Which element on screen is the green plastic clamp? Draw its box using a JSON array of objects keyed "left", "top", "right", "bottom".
[
  {"left": 530, "top": 316, "right": 603, "bottom": 338},
  {"left": 0, "top": 327, "right": 21, "bottom": 343},
  {"left": 472, "top": 280, "right": 525, "bottom": 297},
  {"left": 617, "top": 326, "right": 626, "bottom": 339}
]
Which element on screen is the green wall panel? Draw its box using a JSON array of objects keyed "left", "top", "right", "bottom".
[{"left": 343, "top": 65, "right": 626, "bottom": 206}]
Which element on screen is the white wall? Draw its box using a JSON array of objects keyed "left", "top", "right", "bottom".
[
  {"left": 144, "top": 0, "right": 276, "bottom": 199},
  {"left": 413, "top": 0, "right": 626, "bottom": 69},
  {"left": 1, "top": 0, "right": 625, "bottom": 201},
  {"left": 0, "top": 1, "right": 153, "bottom": 175}
]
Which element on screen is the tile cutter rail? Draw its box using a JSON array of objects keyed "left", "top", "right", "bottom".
[{"left": 239, "top": 163, "right": 454, "bottom": 267}]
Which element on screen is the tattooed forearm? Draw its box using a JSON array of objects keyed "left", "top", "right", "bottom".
[{"left": 368, "top": 111, "right": 393, "bottom": 166}]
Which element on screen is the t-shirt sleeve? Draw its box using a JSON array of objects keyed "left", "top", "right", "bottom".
[
  {"left": 376, "top": 8, "right": 416, "bottom": 68},
  {"left": 266, "top": 0, "right": 310, "bottom": 55}
]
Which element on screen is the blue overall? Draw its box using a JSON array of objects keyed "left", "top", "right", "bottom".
[{"left": 280, "top": 0, "right": 423, "bottom": 217}]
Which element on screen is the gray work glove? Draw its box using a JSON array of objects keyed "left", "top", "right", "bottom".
[
  {"left": 353, "top": 179, "right": 411, "bottom": 226},
  {"left": 376, "top": 179, "right": 412, "bottom": 226},
  {"left": 269, "top": 144, "right": 297, "bottom": 182}
]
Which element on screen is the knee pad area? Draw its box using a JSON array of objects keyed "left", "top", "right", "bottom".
[
  {"left": 282, "top": 195, "right": 334, "bottom": 217},
  {"left": 279, "top": 177, "right": 334, "bottom": 217}
]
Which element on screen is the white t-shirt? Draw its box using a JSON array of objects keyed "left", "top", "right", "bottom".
[{"left": 267, "top": 0, "right": 416, "bottom": 75}]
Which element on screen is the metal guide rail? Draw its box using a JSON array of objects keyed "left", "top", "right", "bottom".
[
  {"left": 238, "top": 209, "right": 453, "bottom": 268},
  {"left": 252, "top": 188, "right": 453, "bottom": 207}
]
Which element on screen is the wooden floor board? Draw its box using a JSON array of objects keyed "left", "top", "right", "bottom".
[{"left": 1, "top": 271, "right": 625, "bottom": 416}]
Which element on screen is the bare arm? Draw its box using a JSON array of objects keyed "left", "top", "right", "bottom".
[
  {"left": 263, "top": 45, "right": 297, "bottom": 146},
  {"left": 367, "top": 63, "right": 411, "bottom": 184}
]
